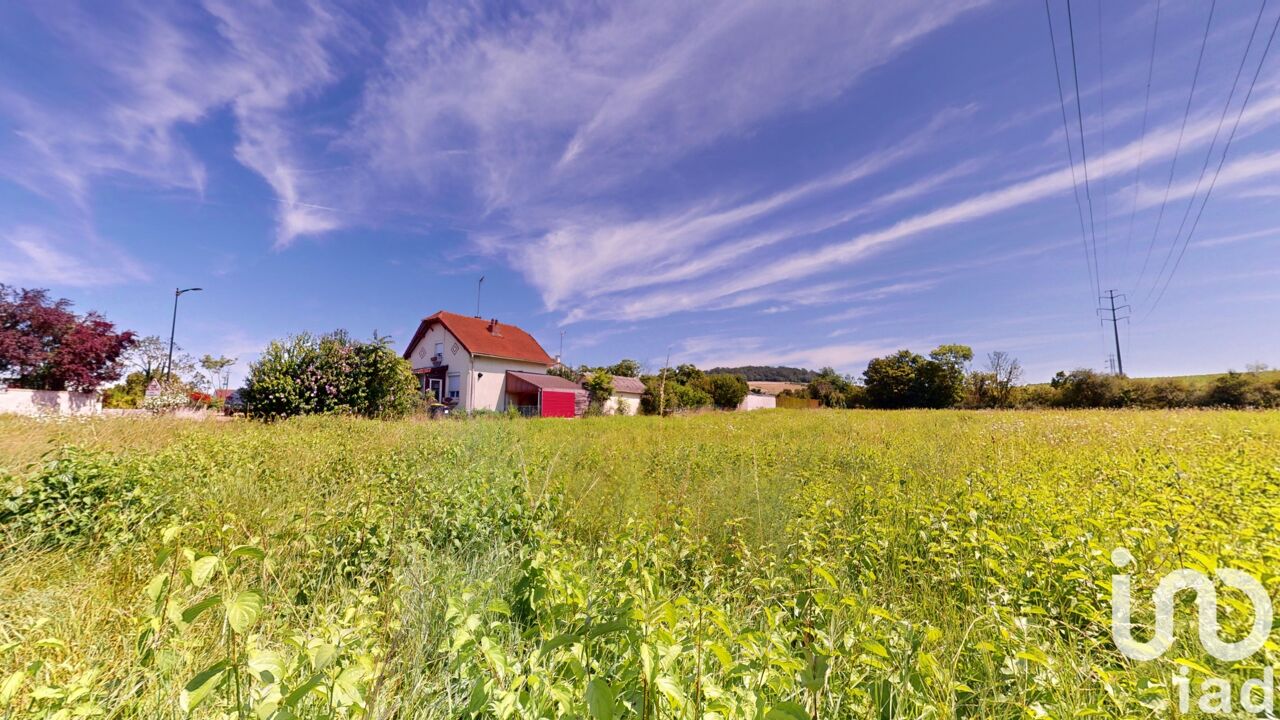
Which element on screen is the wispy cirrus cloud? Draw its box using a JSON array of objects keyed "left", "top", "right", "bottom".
[
  {"left": 0, "top": 0, "right": 351, "bottom": 248},
  {"left": 573, "top": 87, "right": 1280, "bottom": 323},
  {"left": 0, "top": 225, "right": 148, "bottom": 287}
]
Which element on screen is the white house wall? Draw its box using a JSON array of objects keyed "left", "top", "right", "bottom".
[
  {"left": 605, "top": 392, "right": 642, "bottom": 416},
  {"left": 408, "top": 325, "right": 472, "bottom": 407},
  {"left": 471, "top": 355, "right": 549, "bottom": 411},
  {"left": 738, "top": 394, "right": 777, "bottom": 411}
]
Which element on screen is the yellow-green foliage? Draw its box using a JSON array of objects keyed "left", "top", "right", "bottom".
[{"left": 0, "top": 410, "right": 1278, "bottom": 718}]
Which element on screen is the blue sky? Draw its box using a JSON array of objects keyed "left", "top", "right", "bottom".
[{"left": 2, "top": 0, "right": 1278, "bottom": 383}]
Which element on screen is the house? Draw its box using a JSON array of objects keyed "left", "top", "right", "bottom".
[
  {"left": 403, "top": 311, "right": 582, "bottom": 417},
  {"left": 605, "top": 375, "right": 645, "bottom": 415}
]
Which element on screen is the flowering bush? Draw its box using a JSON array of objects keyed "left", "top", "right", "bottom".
[
  {"left": 142, "top": 381, "right": 190, "bottom": 414},
  {"left": 240, "top": 332, "right": 419, "bottom": 420}
]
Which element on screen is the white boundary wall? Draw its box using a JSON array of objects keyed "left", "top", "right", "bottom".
[
  {"left": 738, "top": 394, "right": 777, "bottom": 411},
  {"left": 0, "top": 388, "right": 102, "bottom": 416}
]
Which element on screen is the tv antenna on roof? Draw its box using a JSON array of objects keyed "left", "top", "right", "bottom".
[{"left": 475, "top": 275, "right": 484, "bottom": 318}]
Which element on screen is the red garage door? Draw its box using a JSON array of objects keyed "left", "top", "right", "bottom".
[{"left": 540, "top": 390, "right": 576, "bottom": 418}]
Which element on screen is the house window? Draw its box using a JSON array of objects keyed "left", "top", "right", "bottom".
[
  {"left": 434, "top": 342, "right": 444, "bottom": 357},
  {"left": 447, "top": 373, "right": 461, "bottom": 399}
]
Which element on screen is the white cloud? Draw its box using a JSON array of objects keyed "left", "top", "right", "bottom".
[
  {"left": 582, "top": 89, "right": 1280, "bottom": 322},
  {"left": 0, "top": 225, "right": 148, "bottom": 287},
  {"left": 0, "top": 1, "right": 349, "bottom": 244},
  {"left": 675, "top": 334, "right": 901, "bottom": 373}
]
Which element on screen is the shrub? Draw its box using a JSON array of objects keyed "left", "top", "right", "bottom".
[
  {"left": 698, "top": 373, "right": 749, "bottom": 409},
  {"left": 581, "top": 372, "right": 614, "bottom": 415},
  {"left": 0, "top": 448, "right": 162, "bottom": 548},
  {"left": 143, "top": 380, "right": 192, "bottom": 414},
  {"left": 639, "top": 375, "right": 712, "bottom": 414},
  {"left": 241, "top": 332, "right": 419, "bottom": 420},
  {"left": 1144, "top": 378, "right": 1196, "bottom": 408},
  {"left": 1203, "top": 371, "right": 1280, "bottom": 408},
  {"left": 1050, "top": 369, "right": 1121, "bottom": 408}
]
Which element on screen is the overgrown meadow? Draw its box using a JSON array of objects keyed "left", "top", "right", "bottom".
[{"left": 1, "top": 410, "right": 1278, "bottom": 718}]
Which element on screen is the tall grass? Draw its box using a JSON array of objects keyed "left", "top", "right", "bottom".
[{"left": 0, "top": 410, "right": 1277, "bottom": 718}]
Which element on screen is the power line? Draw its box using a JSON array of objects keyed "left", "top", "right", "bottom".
[
  {"left": 1133, "top": 0, "right": 1217, "bottom": 295},
  {"left": 1143, "top": 4, "right": 1280, "bottom": 321},
  {"left": 1094, "top": 0, "right": 1112, "bottom": 279},
  {"left": 1141, "top": 0, "right": 1268, "bottom": 308},
  {"left": 1044, "top": 0, "right": 1100, "bottom": 300},
  {"left": 1120, "top": 0, "right": 1163, "bottom": 281},
  {"left": 1066, "top": 0, "right": 1104, "bottom": 292}
]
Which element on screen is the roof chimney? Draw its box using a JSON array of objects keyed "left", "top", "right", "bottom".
[{"left": 489, "top": 318, "right": 501, "bottom": 336}]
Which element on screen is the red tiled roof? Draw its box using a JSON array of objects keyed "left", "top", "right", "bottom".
[{"left": 403, "top": 311, "right": 555, "bottom": 365}]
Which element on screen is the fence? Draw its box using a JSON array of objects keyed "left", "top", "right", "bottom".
[{"left": 775, "top": 395, "right": 820, "bottom": 410}]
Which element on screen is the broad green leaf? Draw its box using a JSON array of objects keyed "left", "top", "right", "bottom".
[
  {"left": 190, "top": 555, "right": 220, "bottom": 588},
  {"left": 226, "top": 590, "right": 265, "bottom": 634},
  {"left": 654, "top": 676, "right": 685, "bottom": 708},
  {"left": 311, "top": 643, "right": 338, "bottom": 671},
  {"left": 585, "top": 678, "right": 614, "bottom": 720},
  {"left": 0, "top": 670, "right": 25, "bottom": 706},
  {"left": 180, "top": 659, "right": 229, "bottom": 712},
  {"left": 181, "top": 595, "right": 223, "bottom": 625},
  {"left": 228, "top": 545, "right": 266, "bottom": 562},
  {"left": 812, "top": 566, "right": 838, "bottom": 590},
  {"left": 587, "top": 619, "right": 630, "bottom": 639},
  {"left": 283, "top": 674, "right": 324, "bottom": 708},
  {"left": 766, "top": 701, "right": 811, "bottom": 720},
  {"left": 537, "top": 633, "right": 579, "bottom": 658},
  {"left": 1016, "top": 649, "right": 1051, "bottom": 667},
  {"left": 861, "top": 639, "right": 890, "bottom": 659},
  {"left": 247, "top": 649, "right": 286, "bottom": 683},
  {"left": 144, "top": 574, "right": 168, "bottom": 604},
  {"left": 332, "top": 665, "right": 367, "bottom": 708}
]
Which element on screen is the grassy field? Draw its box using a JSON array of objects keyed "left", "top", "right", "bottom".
[{"left": 1, "top": 410, "right": 1278, "bottom": 718}]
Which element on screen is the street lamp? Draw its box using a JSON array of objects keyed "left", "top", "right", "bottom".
[{"left": 166, "top": 287, "right": 202, "bottom": 381}]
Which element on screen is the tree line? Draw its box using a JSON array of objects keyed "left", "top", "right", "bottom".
[{"left": 782, "top": 345, "right": 1280, "bottom": 410}]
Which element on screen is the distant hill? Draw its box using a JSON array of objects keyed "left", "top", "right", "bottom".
[{"left": 709, "top": 365, "right": 818, "bottom": 383}]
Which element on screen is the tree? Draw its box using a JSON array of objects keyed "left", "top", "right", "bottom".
[
  {"left": 861, "top": 345, "right": 972, "bottom": 409},
  {"left": 918, "top": 344, "right": 973, "bottom": 408},
  {"left": 706, "top": 366, "right": 819, "bottom": 383},
  {"left": 985, "top": 351, "right": 1022, "bottom": 407},
  {"left": 200, "top": 354, "right": 237, "bottom": 391},
  {"left": 863, "top": 351, "right": 925, "bottom": 409},
  {"left": 699, "top": 373, "right": 749, "bottom": 409},
  {"left": 807, "top": 367, "right": 856, "bottom": 408},
  {"left": 639, "top": 373, "right": 712, "bottom": 414},
  {"left": 123, "top": 335, "right": 199, "bottom": 386},
  {"left": 1050, "top": 369, "right": 1120, "bottom": 408},
  {"left": 547, "top": 363, "right": 578, "bottom": 381},
  {"left": 103, "top": 371, "right": 151, "bottom": 409},
  {"left": 605, "top": 358, "right": 642, "bottom": 378},
  {"left": 581, "top": 371, "right": 614, "bottom": 414},
  {"left": 673, "top": 364, "right": 704, "bottom": 386},
  {"left": 0, "top": 285, "right": 135, "bottom": 391}
]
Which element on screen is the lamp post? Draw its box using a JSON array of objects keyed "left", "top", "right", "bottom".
[{"left": 166, "top": 287, "right": 202, "bottom": 381}]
